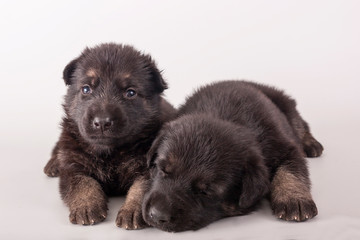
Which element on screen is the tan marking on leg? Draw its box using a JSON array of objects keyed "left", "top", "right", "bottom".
[
  {"left": 57, "top": 150, "right": 66, "bottom": 165},
  {"left": 271, "top": 167, "right": 311, "bottom": 203},
  {"left": 66, "top": 176, "right": 106, "bottom": 210},
  {"left": 116, "top": 176, "right": 149, "bottom": 229},
  {"left": 271, "top": 167, "right": 318, "bottom": 221},
  {"left": 64, "top": 175, "right": 107, "bottom": 225},
  {"left": 122, "top": 176, "right": 147, "bottom": 209}
]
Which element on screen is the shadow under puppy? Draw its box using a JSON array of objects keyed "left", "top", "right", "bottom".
[
  {"left": 43, "top": 43, "right": 176, "bottom": 228},
  {"left": 143, "top": 80, "right": 323, "bottom": 232}
]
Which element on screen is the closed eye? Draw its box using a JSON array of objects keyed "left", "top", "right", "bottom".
[
  {"left": 197, "top": 189, "right": 208, "bottom": 196},
  {"left": 159, "top": 167, "right": 169, "bottom": 177},
  {"left": 156, "top": 162, "right": 172, "bottom": 178},
  {"left": 193, "top": 183, "right": 211, "bottom": 196}
]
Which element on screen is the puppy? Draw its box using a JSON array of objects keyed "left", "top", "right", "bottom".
[
  {"left": 142, "top": 80, "right": 323, "bottom": 232},
  {"left": 43, "top": 43, "right": 176, "bottom": 229}
]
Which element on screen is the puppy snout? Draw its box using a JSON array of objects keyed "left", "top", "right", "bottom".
[
  {"left": 92, "top": 116, "right": 113, "bottom": 131},
  {"left": 149, "top": 205, "right": 171, "bottom": 224},
  {"left": 87, "top": 103, "right": 123, "bottom": 133}
]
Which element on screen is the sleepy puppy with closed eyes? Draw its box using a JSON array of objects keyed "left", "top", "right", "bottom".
[{"left": 142, "top": 80, "right": 323, "bottom": 232}]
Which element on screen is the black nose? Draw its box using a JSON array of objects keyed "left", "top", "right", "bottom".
[
  {"left": 92, "top": 117, "right": 113, "bottom": 131},
  {"left": 149, "top": 206, "right": 171, "bottom": 225}
]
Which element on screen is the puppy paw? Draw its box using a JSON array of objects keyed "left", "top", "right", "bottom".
[
  {"left": 272, "top": 198, "right": 318, "bottom": 222},
  {"left": 302, "top": 133, "right": 324, "bottom": 158},
  {"left": 69, "top": 204, "right": 107, "bottom": 225},
  {"left": 116, "top": 205, "right": 147, "bottom": 230},
  {"left": 44, "top": 158, "right": 60, "bottom": 177}
]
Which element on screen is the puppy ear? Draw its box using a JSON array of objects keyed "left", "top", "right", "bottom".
[
  {"left": 239, "top": 154, "right": 270, "bottom": 209},
  {"left": 146, "top": 128, "right": 167, "bottom": 168},
  {"left": 63, "top": 57, "right": 79, "bottom": 85},
  {"left": 145, "top": 56, "right": 168, "bottom": 93}
]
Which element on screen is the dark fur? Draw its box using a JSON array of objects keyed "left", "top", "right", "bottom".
[
  {"left": 143, "top": 81, "right": 323, "bottom": 232},
  {"left": 43, "top": 43, "right": 176, "bottom": 228}
]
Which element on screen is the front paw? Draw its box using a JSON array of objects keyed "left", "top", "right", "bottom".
[
  {"left": 44, "top": 158, "right": 60, "bottom": 177},
  {"left": 69, "top": 204, "right": 107, "bottom": 225},
  {"left": 272, "top": 198, "right": 318, "bottom": 222},
  {"left": 116, "top": 205, "right": 147, "bottom": 230}
]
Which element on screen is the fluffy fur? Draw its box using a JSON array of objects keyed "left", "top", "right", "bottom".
[
  {"left": 43, "top": 43, "right": 176, "bottom": 228},
  {"left": 142, "top": 80, "right": 323, "bottom": 232}
]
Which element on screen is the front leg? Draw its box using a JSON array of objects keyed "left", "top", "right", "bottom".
[
  {"left": 44, "top": 141, "right": 60, "bottom": 177},
  {"left": 116, "top": 176, "right": 149, "bottom": 230},
  {"left": 271, "top": 162, "right": 317, "bottom": 221},
  {"left": 60, "top": 174, "right": 108, "bottom": 225}
]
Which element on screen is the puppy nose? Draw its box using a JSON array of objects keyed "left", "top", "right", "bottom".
[
  {"left": 93, "top": 117, "right": 113, "bottom": 131},
  {"left": 149, "top": 206, "right": 171, "bottom": 224}
]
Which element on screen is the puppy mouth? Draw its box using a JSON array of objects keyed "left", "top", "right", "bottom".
[
  {"left": 143, "top": 205, "right": 203, "bottom": 232},
  {"left": 145, "top": 217, "right": 202, "bottom": 233},
  {"left": 144, "top": 217, "right": 177, "bottom": 233},
  {"left": 87, "top": 136, "right": 118, "bottom": 145}
]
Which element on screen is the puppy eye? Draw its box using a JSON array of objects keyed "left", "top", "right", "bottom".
[
  {"left": 159, "top": 167, "right": 168, "bottom": 177},
  {"left": 81, "top": 85, "right": 92, "bottom": 94},
  {"left": 158, "top": 164, "right": 171, "bottom": 177},
  {"left": 199, "top": 190, "right": 208, "bottom": 196},
  {"left": 125, "top": 88, "right": 137, "bottom": 98},
  {"left": 193, "top": 184, "right": 210, "bottom": 196},
  {"left": 195, "top": 188, "right": 208, "bottom": 196}
]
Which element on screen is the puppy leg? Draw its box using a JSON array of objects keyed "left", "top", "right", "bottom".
[
  {"left": 302, "top": 129, "right": 324, "bottom": 158},
  {"left": 271, "top": 163, "right": 317, "bottom": 221},
  {"left": 44, "top": 141, "right": 60, "bottom": 177},
  {"left": 60, "top": 174, "right": 108, "bottom": 225},
  {"left": 116, "top": 176, "right": 149, "bottom": 230},
  {"left": 288, "top": 114, "right": 323, "bottom": 158},
  {"left": 249, "top": 82, "right": 323, "bottom": 157}
]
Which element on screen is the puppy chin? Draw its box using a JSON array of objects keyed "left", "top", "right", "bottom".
[
  {"left": 146, "top": 219, "right": 205, "bottom": 233},
  {"left": 143, "top": 217, "right": 181, "bottom": 233},
  {"left": 78, "top": 134, "right": 116, "bottom": 153},
  {"left": 87, "top": 136, "right": 116, "bottom": 145},
  {"left": 92, "top": 144, "right": 116, "bottom": 155}
]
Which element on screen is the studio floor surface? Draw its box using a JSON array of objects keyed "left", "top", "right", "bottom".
[{"left": 2, "top": 105, "right": 360, "bottom": 240}]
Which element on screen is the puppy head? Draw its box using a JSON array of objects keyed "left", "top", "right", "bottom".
[
  {"left": 142, "top": 115, "right": 269, "bottom": 232},
  {"left": 62, "top": 43, "right": 167, "bottom": 152}
]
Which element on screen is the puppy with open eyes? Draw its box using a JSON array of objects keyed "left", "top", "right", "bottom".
[
  {"left": 142, "top": 80, "right": 323, "bottom": 232},
  {"left": 43, "top": 43, "right": 176, "bottom": 229}
]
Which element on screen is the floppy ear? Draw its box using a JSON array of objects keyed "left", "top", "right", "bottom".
[
  {"left": 63, "top": 57, "right": 80, "bottom": 85},
  {"left": 239, "top": 154, "right": 270, "bottom": 209},
  {"left": 146, "top": 128, "right": 167, "bottom": 168},
  {"left": 145, "top": 55, "right": 168, "bottom": 93}
]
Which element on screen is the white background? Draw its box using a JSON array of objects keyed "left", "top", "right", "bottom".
[{"left": 1, "top": 0, "right": 360, "bottom": 239}]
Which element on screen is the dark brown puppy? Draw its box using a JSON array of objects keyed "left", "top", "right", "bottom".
[
  {"left": 43, "top": 43, "right": 176, "bottom": 229},
  {"left": 143, "top": 80, "right": 323, "bottom": 232}
]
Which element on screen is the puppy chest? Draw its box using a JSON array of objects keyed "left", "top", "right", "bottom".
[{"left": 94, "top": 155, "right": 147, "bottom": 192}]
